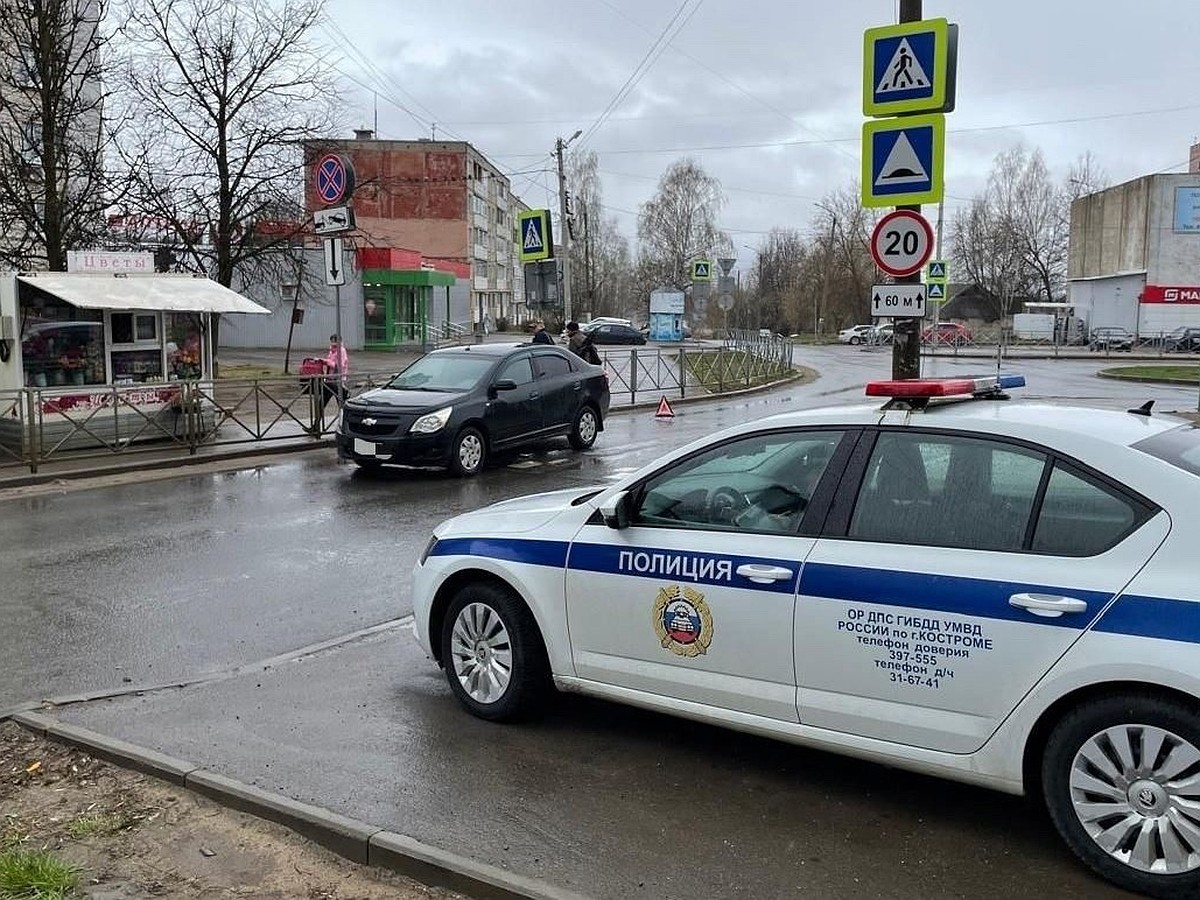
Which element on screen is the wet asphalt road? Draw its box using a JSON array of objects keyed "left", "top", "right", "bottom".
[{"left": 1, "top": 348, "right": 1184, "bottom": 897}]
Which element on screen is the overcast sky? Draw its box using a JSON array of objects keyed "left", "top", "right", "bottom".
[{"left": 328, "top": 0, "right": 1200, "bottom": 270}]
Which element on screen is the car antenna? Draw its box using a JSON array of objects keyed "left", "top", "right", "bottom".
[{"left": 1127, "top": 400, "right": 1154, "bottom": 417}]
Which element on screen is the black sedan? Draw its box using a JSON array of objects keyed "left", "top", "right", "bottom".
[
  {"left": 1166, "top": 327, "right": 1200, "bottom": 353},
  {"left": 586, "top": 323, "right": 647, "bottom": 345},
  {"left": 337, "top": 343, "right": 611, "bottom": 476}
]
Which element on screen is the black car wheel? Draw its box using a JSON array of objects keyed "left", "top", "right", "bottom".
[
  {"left": 1042, "top": 693, "right": 1200, "bottom": 898},
  {"left": 449, "top": 426, "right": 487, "bottom": 477},
  {"left": 440, "top": 581, "right": 550, "bottom": 722},
  {"left": 568, "top": 404, "right": 599, "bottom": 450},
  {"left": 849, "top": 336, "right": 862, "bottom": 345}
]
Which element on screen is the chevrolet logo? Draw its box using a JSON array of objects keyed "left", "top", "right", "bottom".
[{"left": 362, "top": 417, "right": 377, "bottom": 426}]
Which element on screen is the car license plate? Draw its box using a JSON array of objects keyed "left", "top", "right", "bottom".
[{"left": 353, "top": 439, "right": 377, "bottom": 456}]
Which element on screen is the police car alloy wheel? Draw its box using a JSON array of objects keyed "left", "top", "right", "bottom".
[
  {"left": 569, "top": 405, "right": 599, "bottom": 450},
  {"left": 451, "top": 426, "right": 486, "bottom": 477},
  {"left": 1042, "top": 693, "right": 1200, "bottom": 897},
  {"left": 440, "top": 583, "right": 550, "bottom": 721}
]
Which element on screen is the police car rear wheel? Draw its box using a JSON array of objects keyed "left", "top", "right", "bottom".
[
  {"left": 441, "top": 583, "right": 549, "bottom": 722},
  {"left": 1042, "top": 694, "right": 1200, "bottom": 897},
  {"left": 569, "top": 405, "right": 598, "bottom": 450}
]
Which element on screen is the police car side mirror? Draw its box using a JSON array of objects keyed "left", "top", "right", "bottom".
[{"left": 599, "top": 490, "right": 631, "bottom": 529}]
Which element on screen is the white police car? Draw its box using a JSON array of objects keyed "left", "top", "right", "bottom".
[{"left": 412, "top": 375, "right": 1200, "bottom": 897}]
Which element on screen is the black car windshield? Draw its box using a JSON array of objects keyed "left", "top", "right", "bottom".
[
  {"left": 1133, "top": 424, "right": 1200, "bottom": 477},
  {"left": 387, "top": 354, "right": 494, "bottom": 392}
]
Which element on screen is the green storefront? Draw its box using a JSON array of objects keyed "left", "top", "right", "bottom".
[{"left": 361, "top": 268, "right": 456, "bottom": 350}]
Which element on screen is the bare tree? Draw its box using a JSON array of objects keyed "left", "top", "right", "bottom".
[
  {"left": 567, "top": 150, "right": 634, "bottom": 320},
  {"left": 636, "top": 158, "right": 730, "bottom": 292},
  {"left": 0, "top": 0, "right": 118, "bottom": 269},
  {"left": 116, "top": 0, "right": 340, "bottom": 299},
  {"left": 812, "top": 184, "right": 881, "bottom": 329},
  {"left": 953, "top": 144, "right": 1063, "bottom": 322}
]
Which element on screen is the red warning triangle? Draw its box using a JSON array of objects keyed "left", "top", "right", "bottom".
[{"left": 655, "top": 395, "right": 675, "bottom": 418}]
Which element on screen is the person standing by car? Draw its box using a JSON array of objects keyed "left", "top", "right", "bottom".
[
  {"left": 531, "top": 321, "right": 553, "bottom": 345},
  {"left": 566, "top": 321, "right": 601, "bottom": 364},
  {"left": 322, "top": 334, "right": 349, "bottom": 406}
]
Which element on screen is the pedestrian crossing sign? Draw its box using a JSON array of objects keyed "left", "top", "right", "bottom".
[
  {"left": 518, "top": 209, "right": 554, "bottom": 263},
  {"left": 926, "top": 260, "right": 948, "bottom": 283},
  {"left": 692, "top": 260, "right": 713, "bottom": 281},
  {"left": 927, "top": 282, "right": 945, "bottom": 300},
  {"left": 863, "top": 18, "right": 955, "bottom": 117}
]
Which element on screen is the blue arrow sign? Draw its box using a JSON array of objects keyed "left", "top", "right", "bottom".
[{"left": 861, "top": 113, "right": 945, "bottom": 207}]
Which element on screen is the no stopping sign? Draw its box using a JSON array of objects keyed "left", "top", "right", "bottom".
[{"left": 870, "top": 210, "right": 933, "bottom": 278}]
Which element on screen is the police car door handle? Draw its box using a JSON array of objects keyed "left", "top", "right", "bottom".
[
  {"left": 1008, "top": 592, "right": 1088, "bottom": 618},
  {"left": 736, "top": 563, "right": 793, "bottom": 584}
]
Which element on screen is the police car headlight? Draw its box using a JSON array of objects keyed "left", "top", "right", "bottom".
[
  {"left": 411, "top": 407, "right": 452, "bottom": 434},
  {"left": 418, "top": 534, "right": 438, "bottom": 566}
]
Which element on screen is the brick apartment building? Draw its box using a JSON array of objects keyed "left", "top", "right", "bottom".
[{"left": 304, "top": 134, "right": 526, "bottom": 331}]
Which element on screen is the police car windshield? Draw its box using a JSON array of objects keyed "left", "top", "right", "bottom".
[
  {"left": 387, "top": 355, "right": 494, "bottom": 392},
  {"left": 1133, "top": 424, "right": 1200, "bottom": 478}
]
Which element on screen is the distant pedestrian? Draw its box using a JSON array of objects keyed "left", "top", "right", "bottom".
[
  {"left": 531, "top": 321, "right": 553, "bottom": 345},
  {"left": 566, "top": 321, "right": 601, "bottom": 365},
  {"left": 322, "top": 334, "right": 349, "bottom": 406}
]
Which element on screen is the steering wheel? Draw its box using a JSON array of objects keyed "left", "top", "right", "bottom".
[{"left": 707, "top": 486, "right": 749, "bottom": 525}]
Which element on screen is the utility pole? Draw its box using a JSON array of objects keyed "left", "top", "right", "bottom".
[
  {"left": 820, "top": 215, "right": 836, "bottom": 337},
  {"left": 892, "top": 0, "right": 923, "bottom": 380},
  {"left": 555, "top": 130, "right": 581, "bottom": 323}
]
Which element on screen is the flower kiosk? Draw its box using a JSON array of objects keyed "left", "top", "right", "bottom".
[{"left": 0, "top": 271, "right": 269, "bottom": 461}]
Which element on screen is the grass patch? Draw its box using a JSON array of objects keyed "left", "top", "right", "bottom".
[
  {"left": 64, "top": 811, "right": 137, "bottom": 839},
  {"left": 1100, "top": 365, "right": 1200, "bottom": 384},
  {"left": 685, "top": 349, "right": 792, "bottom": 390},
  {"left": 0, "top": 848, "right": 79, "bottom": 900}
]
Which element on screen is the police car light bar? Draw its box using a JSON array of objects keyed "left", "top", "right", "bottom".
[{"left": 865, "top": 374, "right": 1026, "bottom": 398}]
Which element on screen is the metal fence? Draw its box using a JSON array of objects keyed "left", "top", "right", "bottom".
[
  {"left": 0, "top": 341, "right": 799, "bottom": 475},
  {"left": 862, "top": 326, "right": 1200, "bottom": 358}
]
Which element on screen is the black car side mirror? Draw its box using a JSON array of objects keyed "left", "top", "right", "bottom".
[{"left": 488, "top": 378, "right": 517, "bottom": 399}]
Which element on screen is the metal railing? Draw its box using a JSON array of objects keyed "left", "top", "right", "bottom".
[{"left": 0, "top": 345, "right": 799, "bottom": 475}]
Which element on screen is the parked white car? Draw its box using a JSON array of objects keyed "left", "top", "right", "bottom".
[{"left": 838, "top": 324, "right": 874, "bottom": 345}]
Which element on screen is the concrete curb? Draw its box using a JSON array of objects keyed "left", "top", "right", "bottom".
[
  {"left": 1095, "top": 370, "right": 1199, "bottom": 386},
  {"left": 0, "top": 439, "right": 333, "bottom": 490},
  {"left": 5, "top": 711, "right": 590, "bottom": 900}
]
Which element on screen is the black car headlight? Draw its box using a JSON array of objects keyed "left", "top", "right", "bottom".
[{"left": 411, "top": 406, "right": 453, "bottom": 435}]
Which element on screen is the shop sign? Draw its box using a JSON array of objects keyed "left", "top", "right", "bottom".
[
  {"left": 66, "top": 250, "right": 154, "bottom": 273},
  {"left": 1173, "top": 187, "right": 1200, "bottom": 233},
  {"left": 1141, "top": 285, "right": 1200, "bottom": 304},
  {"left": 40, "top": 387, "right": 179, "bottom": 416}
]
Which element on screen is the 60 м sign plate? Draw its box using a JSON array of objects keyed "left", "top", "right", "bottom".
[{"left": 872, "top": 283, "right": 926, "bottom": 318}]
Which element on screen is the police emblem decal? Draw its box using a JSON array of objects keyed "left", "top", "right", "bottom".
[{"left": 652, "top": 585, "right": 714, "bottom": 657}]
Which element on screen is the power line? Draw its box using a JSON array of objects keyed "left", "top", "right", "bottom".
[
  {"left": 594, "top": 0, "right": 859, "bottom": 169},
  {"left": 496, "top": 101, "right": 1200, "bottom": 160},
  {"left": 577, "top": 0, "right": 703, "bottom": 150}
]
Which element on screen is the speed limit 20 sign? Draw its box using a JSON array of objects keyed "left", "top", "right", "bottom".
[{"left": 870, "top": 209, "right": 933, "bottom": 277}]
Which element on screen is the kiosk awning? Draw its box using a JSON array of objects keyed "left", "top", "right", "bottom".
[{"left": 17, "top": 273, "right": 270, "bottom": 314}]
